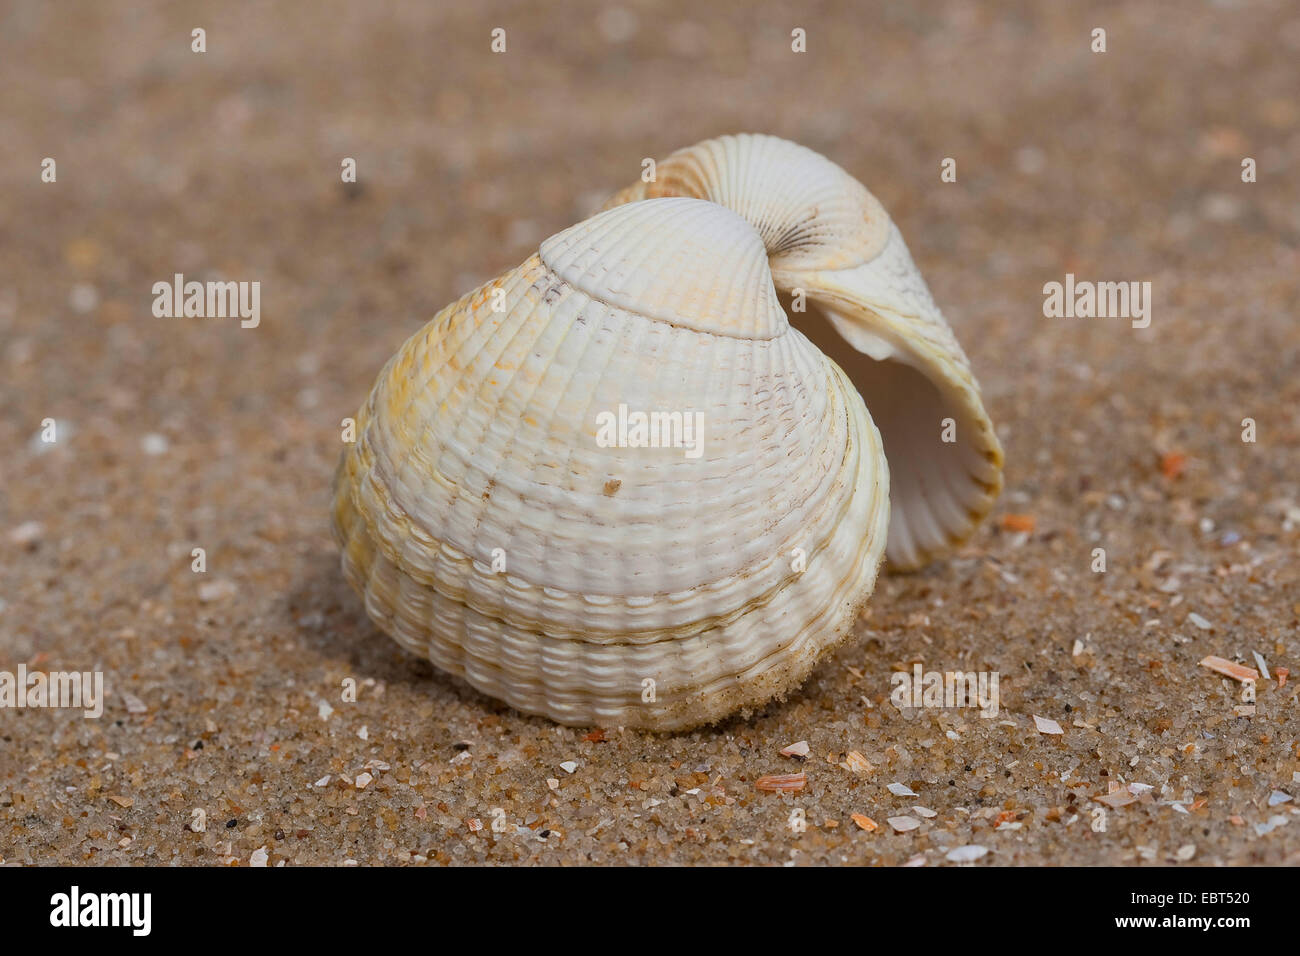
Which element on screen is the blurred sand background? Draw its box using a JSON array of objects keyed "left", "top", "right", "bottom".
[{"left": 1, "top": 0, "right": 1298, "bottom": 865}]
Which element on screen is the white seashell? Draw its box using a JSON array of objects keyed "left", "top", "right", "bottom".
[
  {"left": 605, "top": 134, "right": 1003, "bottom": 569},
  {"left": 332, "top": 135, "right": 1001, "bottom": 730}
]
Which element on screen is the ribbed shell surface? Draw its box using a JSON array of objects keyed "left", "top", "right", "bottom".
[
  {"left": 332, "top": 199, "right": 890, "bottom": 729},
  {"left": 606, "top": 134, "right": 1004, "bottom": 570}
]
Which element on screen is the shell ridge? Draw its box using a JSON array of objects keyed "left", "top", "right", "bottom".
[
  {"left": 344, "top": 345, "right": 880, "bottom": 648},
  {"left": 389, "top": 262, "right": 544, "bottom": 558},
  {"left": 540, "top": 197, "right": 786, "bottom": 340}
]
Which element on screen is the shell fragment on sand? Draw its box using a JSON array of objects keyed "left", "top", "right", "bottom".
[
  {"left": 840, "top": 750, "right": 873, "bottom": 774},
  {"left": 1252, "top": 651, "right": 1270, "bottom": 680},
  {"left": 1033, "top": 715, "right": 1064, "bottom": 735},
  {"left": 755, "top": 773, "right": 807, "bottom": 793},
  {"left": 780, "top": 740, "right": 811, "bottom": 760},
  {"left": 1199, "top": 656, "right": 1259, "bottom": 682},
  {"left": 1095, "top": 789, "right": 1138, "bottom": 809}
]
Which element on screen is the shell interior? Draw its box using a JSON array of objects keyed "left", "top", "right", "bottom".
[{"left": 605, "top": 133, "right": 1004, "bottom": 569}]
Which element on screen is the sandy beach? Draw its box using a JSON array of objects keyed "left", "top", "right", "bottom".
[{"left": 1, "top": 0, "right": 1297, "bottom": 865}]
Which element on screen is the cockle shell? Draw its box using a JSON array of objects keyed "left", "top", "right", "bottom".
[{"left": 331, "top": 134, "right": 1002, "bottom": 730}]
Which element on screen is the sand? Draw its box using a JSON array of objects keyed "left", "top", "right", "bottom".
[{"left": 1, "top": 0, "right": 1297, "bottom": 866}]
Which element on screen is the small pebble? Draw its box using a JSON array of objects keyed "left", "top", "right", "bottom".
[
  {"left": 69, "top": 283, "right": 98, "bottom": 313},
  {"left": 1014, "top": 146, "right": 1046, "bottom": 174},
  {"left": 1255, "top": 815, "right": 1289, "bottom": 836},
  {"left": 888, "top": 816, "right": 920, "bottom": 832},
  {"left": 198, "top": 579, "right": 237, "bottom": 603},
  {"left": 946, "top": 844, "right": 989, "bottom": 863},
  {"left": 8, "top": 521, "right": 43, "bottom": 547},
  {"left": 141, "top": 432, "right": 169, "bottom": 455},
  {"left": 1201, "top": 193, "right": 1241, "bottom": 221}
]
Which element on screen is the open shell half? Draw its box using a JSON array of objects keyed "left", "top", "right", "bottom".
[{"left": 605, "top": 134, "right": 1004, "bottom": 570}]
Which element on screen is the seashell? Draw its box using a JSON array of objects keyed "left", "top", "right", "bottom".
[
  {"left": 331, "top": 134, "right": 1002, "bottom": 730},
  {"left": 604, "top": 134, "right": 1003, "bottom": 570}
]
